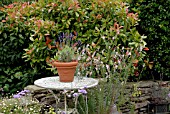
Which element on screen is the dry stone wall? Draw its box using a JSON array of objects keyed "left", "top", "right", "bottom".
[{"left": 120, "top": 81, "right": 170, "bottom": 114}]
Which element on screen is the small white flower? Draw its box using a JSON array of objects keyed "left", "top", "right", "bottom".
[
  {"left": 122, "top": 54, "right": 124, "bottom": 58},
  {"left": 112, "top": 37, "right": 115, "bottom": 40},
  {"left": 67, "top": 94, "right": 71, "bottom": 98},
  {"left": 101, "top": 36, "right": 105, "bottom": 39},
  {"left": 89, "top": 72, "right": 92, "bottom": 76},
  {"left": 115, "top": 65, "right": 118, "bottom": 69},
  {"left": 77, "top": 72, "right": 81, "bottom": 76},
  {"left": 63, "top": 90, "right": 68, "bottom": 94},
  {"left": 77, "top": 56, "right": 81, "bottom": 60},
  {"left": 86, "top": 44, "right": 89, "bottom": 47},
  {"left": 106, "top": 64, "right": 109, "bottom": 70},
  {"left": 140, "top": 46, "right": 143, "bottom": 51},
  {"left": 118, "top": 60, "right": 121, "bottom": 64}
]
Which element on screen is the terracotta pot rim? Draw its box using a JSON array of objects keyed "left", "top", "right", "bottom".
[
  {"left": 56, "top": 66, "right": 77, "bottom": 68},
  {"left": 53, "top": 61, "right": 78, "bottom": 67}
]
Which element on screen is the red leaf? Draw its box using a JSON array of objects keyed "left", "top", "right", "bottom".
[{"left": 143, "top": 47, "right": 149, "bottom": 51}]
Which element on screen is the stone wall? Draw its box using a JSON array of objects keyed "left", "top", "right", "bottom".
[
  {"left": 120, "top": 81, "right": 170, "bottom": 114},
  {"left": 24, "top": 81, "right": 170, "bottom": 114}
]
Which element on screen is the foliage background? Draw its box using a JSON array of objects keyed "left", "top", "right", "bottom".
[
  {"left": 0, "top": 10, "right": 51, "bottom": 94},
  {"left": 130, "top": 0, "right": 170, "bottom": 80}
]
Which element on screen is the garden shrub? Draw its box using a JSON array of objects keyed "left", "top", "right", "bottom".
[
  {"left": 0, "top": 3, "right": 52, "bottom": 94},
  {"left": 0, "top": 0, "right": 34, "bottom": 6},
  {"left": 19, "top": 0, "right": 146, "bottom": 78},
  {"left": 130, "top": 0, "right": 170, "bottom": 80}
]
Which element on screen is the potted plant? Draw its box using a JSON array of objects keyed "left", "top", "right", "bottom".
[{"left": 49, "top": 32, "right": 81, "bottom": 82}]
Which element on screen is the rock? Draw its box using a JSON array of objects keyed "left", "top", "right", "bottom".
[
  {"left": 34, "top": 93, "right": 47, "bottom": 99},
  {"left": 138, "top": 88, "right": 152, "bottom": 94},
  {"left": 137, "top": 81, "right": 155, "bottom": 88},
  {"left": 109, "top": 104, "right": 118, "bottom": 114},
  {"left": 139, "top": 107, "right": 147, "bottom": 111},
  {"left": 24, "top": 85, "right": 46, "bottom": 93},
  {"left": 158, "top": 81, "right": 169, "bottom": 87},
  {"left": 40, "top": 95, "right": 56, "bottom": 105},
  {"left": 130, "top": 96, "right": 150, "bottom": 102},
  {"left": 135, "top": 101, "right": 149, "bottom": 109},
  {"left": 126, "top": 82, "right": 136, "bottom": 89}
]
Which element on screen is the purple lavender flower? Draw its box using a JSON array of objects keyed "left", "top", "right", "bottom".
[
  {"left": 69, "top": 33, "right": 73, "bottom": 40},
  {"left": 18, "top": 91, "right": 26, "bottom": 95},
  {"left": 13, "top": 90, "right": 30, "bottom": 98},
  {"left": 84, "top": 86, "right": 87, "bottom": 89},
  {"left": 13, "top": 94, "right": 22, "bottom": 98},
  {"left": 77, "top": 40, "right": 81, "bottom": 46},
  {"left": 58, "top": 32, "right": 64, "bottom": 43},
  {"left": 23, "top": 89, "right": 30, "bottom": 93},
  {"left": 61, "top": 111, "right": 66, "bottom": 114},
  {"left": 60, "top": 32, "right": 65, "bottom": 38},
  {"left": 78, "top": 89, "right": 87, "bottom": 95},
  {"left": 73, "top": 93, "right": 79, "bottom": 97},
  {"left": 168, "top": 93, "right": 170, "bottom": 98},
  {"left": 18, "top": 90, "right": 30, "bottom": 95}
]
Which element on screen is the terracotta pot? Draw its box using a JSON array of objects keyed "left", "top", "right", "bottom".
[{"left": 53, "top": 61, "right": 78, "bottom": 82}]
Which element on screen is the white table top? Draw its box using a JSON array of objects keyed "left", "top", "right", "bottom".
[{"left": 34, "top": 76, "right": 99, "bottom": 90}]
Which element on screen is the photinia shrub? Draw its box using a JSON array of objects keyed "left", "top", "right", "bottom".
[
  {"left": 0, "top": 2, "right": 52, "bottom": 94},
  {"left": 20, "top": 0, "right": 147, "bottom": 78}
]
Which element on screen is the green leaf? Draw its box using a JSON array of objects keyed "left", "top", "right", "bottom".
[
  {"left": 3, "top": 84, "right": 9, "bottom": 91},
  {"left": 75, "top": 12, "right": 79, "bottom": 17},
  {"left": 7, "top": 79, "right": 12, "bottom": 82},
  {"left": 95, "top": 27, "right": 100, "bottom": 32},
  {"left": 10, "top": 36, "right": 16, "bottom": 42},
  {"left": 19, "top": 39, "right": 24, "bottom": 44},
  {"left": 3, "top": 33, "right": 7, "bottom": 39},
  {"left": 30, "top": 37, "right": 34, "bottom": 41},
  {"left": 19, "top": 34, "right": 24, "bottom": 39}
]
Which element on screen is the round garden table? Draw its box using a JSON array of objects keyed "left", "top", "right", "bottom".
[
  {"left": 34, "top": 76, "right": 99, "bottom": 90},
  {"left": 34, "top": 76, "right": 99, "bottom": 113}
]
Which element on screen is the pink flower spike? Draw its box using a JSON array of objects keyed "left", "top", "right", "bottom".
[{"left": 126, "top": 8, "right": 128, "bottom": 14}]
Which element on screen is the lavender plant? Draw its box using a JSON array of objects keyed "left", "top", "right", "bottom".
[
  {"left": 46, "top": 87, "right": 88, "bottom": 114},
  {"left": 49, "top": 32, "right": 81, "bottom": 63}
]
